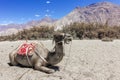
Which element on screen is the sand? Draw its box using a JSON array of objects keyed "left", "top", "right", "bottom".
[{"left": 0, "top": 40, "right": 120, "bottom": 80}]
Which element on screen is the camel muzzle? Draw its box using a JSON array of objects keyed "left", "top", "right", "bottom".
[{"left": 64, "top": 36, "right": 72, "bottom": 44}]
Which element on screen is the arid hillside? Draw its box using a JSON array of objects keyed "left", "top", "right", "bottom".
[{"left": 54, "top": 2, "right": 120, "bottom": 30}]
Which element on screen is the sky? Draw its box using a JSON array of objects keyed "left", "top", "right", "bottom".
[{"left": 0, "top": 0, "right": 120, "bottom": 25}]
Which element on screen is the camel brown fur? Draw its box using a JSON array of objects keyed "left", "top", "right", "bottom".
[{"left": 9, "top": 33, "right": 72, "bottom": 73}]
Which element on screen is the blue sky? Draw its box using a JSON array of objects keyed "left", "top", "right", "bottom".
[{"left": 0, "top": 0, "right": 120, "bottom": 24}]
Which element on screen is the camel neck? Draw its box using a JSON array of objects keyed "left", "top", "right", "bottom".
[
  {"left": 55, "top": 43, "right": 64, "bottom": 55},
  {"left": 47, "top": 42, "right": 65, "bottom": 65}
]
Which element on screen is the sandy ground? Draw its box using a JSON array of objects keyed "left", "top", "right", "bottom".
[{"left": 0, "top": 40, "right": 120, "bottom": 80}]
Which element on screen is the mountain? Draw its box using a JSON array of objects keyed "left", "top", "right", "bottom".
[
  {"left": 0, "top": 24, "right": 23, "bottom": 31},
  {"left": 54, "top": 2, "right": 120, "bottom": 30},
  {"left": 0, "top": 24, "right": 24, "bottom": 36},
  {"left": 0, "top": 17, "right": 57, "bottom": 36},
  {"left": 26, "top": 17, "right": 57, "bottom": 27}
]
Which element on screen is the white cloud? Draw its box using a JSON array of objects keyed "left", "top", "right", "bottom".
[
  {"left": 35, "top": 14, "right": 40, "bottom": 17},
  {"left": 45, "top": 14, "right": 51, "bottom": 17},
  {"left": 0, "top": 24, "right": 8, "bottom": 25},
  {"left": 46, "top": 9, "right": 50, "bottom": 12},
  {"left": 46, "top": 1, "right": 51, "bottom": 4}
]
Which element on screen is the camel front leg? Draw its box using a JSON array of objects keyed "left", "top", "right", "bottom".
[
  {"left": 9, "top": 46, "right": 19, "bottom": 66},
  {"left": 9, "top": 51, "right": 18, "bottom": 66},
  {"left": 34, "top": 61, "right": 55, "bottom": 74}
]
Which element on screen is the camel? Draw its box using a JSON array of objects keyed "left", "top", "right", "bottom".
[{"left": 9, "top": 33, "right": 72, "bottom": 73}]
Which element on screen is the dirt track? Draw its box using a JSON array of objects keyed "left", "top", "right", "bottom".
[{"left": 0, "top": 40, "right": 120, "bottom": 80}]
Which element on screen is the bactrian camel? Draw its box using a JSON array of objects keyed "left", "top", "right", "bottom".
[{"left": 9, "top": 33, "right": 72, "bottom": 73}]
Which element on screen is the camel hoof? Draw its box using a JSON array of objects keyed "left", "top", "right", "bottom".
[{"left": 47, "top": 69, "right": 55, "bottom": 74}]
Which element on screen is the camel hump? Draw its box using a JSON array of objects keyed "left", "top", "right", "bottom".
[{"left": 17, "top": 42, "right": 36, "bottom": 56}]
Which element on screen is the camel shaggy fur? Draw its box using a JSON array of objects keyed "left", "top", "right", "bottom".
[{"left": 9, "top": 33, "right": 72, "bottom": 73}]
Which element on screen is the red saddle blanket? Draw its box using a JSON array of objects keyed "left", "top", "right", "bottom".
[{"left": 17, "top": 43, "right": 35, "bottom": 56}]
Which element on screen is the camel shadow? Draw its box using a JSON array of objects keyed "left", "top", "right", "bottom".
[
  {"left": 8, "top": 62, "right": 32, "bottom": 68},
  {"left": 8, "top": 62, "right": 60, "bottom": 71},
  {"left": 46, "top": 64, "right": 60, "bottom": 71}
]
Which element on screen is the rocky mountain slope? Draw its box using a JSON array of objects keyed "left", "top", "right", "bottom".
[
  {"left": 0, "top": 17, "right": 56, "bottom": 36},
  {"left": 54, "top": 2, "right": 120, "bottom": 30}
]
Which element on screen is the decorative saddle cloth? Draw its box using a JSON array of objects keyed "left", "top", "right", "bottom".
[{"left": 17, "top": 43, "right": 36, "bottom": 56}]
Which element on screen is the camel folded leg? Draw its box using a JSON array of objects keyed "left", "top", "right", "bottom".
[
  {"left": 34, "top": 61, "right": 55, "bottom": 74},
  {"left": 9, "top": 51, "right": 18, "bottom": 66}
]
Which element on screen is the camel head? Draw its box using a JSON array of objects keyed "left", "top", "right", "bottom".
[{"left": 53, "top": 33, "right": 72, "bottom": 44}]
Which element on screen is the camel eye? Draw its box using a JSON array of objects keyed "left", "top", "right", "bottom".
[
  {"left": 55, "top": 37, "right": 58, "bottom": 39},
  {"left": 67, "top": 35, "right": 71, "bottom": 37},
  {"left": 59, "top": 35, "right": 63, "bottom": 38}
]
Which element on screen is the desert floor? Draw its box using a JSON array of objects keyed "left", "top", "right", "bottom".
[{"left": 0, "top": 40, "right": 120, "bottom": 80}]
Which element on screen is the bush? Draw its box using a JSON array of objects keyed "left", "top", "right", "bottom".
[
  {"left": 0, "top": 22, "right": 120, "bottom": 41},
  {"left": 61, "top": 22, "right": 120, "bottom": 39},
  {"left": 0, "top": 26, "right": 55, "bottom": 41}
]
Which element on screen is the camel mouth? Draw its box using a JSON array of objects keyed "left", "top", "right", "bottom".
[{"left": 64, "top": 37, "right": 72, "bottom": 44}]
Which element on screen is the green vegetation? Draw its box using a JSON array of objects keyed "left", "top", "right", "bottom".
[
  {"left": 62, "top": 22, "right": 120, "bottom": 39},
  {"left": 0, "top": 22, "right": 120, "bottom": 41},
  {"left": 0, "top": 26, "right": 54, "bottom": 41}
]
